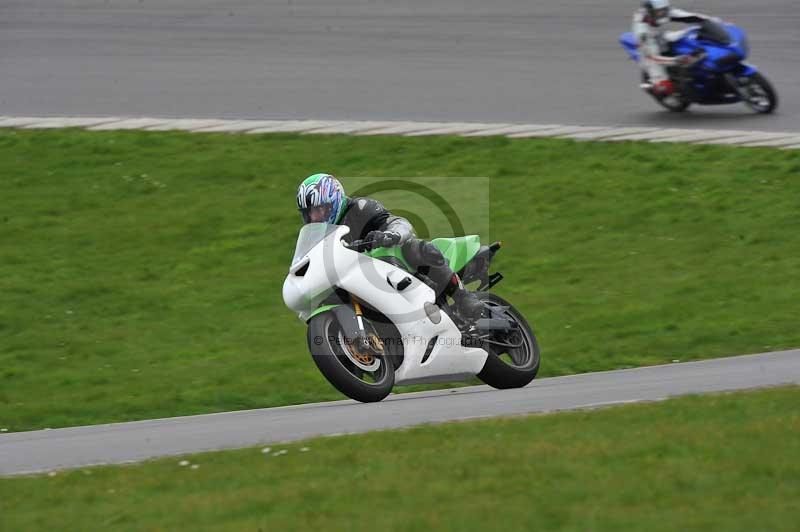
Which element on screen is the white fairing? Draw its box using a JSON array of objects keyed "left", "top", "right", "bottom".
[{"left": 282, "top": 224, "right": 489, "bottom": 386}]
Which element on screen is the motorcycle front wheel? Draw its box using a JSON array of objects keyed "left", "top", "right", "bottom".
[
  {"left": 474, "top": 292, "right": 541, "bottom": 389},
  {"left": 307, "top": 312, "right": 394, "bottom": 403},
  {"left": 740, "top": 72, "right": 778, "bottom": 114}
]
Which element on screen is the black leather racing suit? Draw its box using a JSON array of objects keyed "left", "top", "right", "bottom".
[
  {"left": 339, "top": 196, "right": 450, "bottom": 290},
  {"left": 339, "top": 196, "right": 482, "bottom": 319}
]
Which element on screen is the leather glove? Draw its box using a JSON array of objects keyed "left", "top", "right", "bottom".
[
  {"left": 366, "top": 230, "right": 402, "bottom": 249},
  {"left": 676, "top": 54, "right": 698, "bottom": 66}
]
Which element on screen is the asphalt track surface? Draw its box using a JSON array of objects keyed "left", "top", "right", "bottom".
[
  {"left": 1, "top": 0, "right": 798, "bottom": 132},
  {"left": 2, "top": 350, "right": 798, "bottom": 476}
]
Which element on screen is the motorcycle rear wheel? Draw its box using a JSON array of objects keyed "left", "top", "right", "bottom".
[
  {"left": 643, "top": 72, "right": 691, "bottom": 112},
  {"left": 307, "top": 312, "right": 394, "bottom": 402},
  {"left": 475, "top": 292, "right": 541, "bottom": 389},
  {"left": 652, "top": 93, "right": 692, "bottom": 112}
]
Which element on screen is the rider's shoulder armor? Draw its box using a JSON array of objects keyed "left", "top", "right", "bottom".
[{"left": 340, "top": 196, "right": 392, "bottom": 241}]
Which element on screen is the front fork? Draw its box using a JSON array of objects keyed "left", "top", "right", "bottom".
[
  {"left": 724, "top": 64, "right": 759, "bottom": 99},
  {"left": 331, "top": 300, "right": 373, "bottom": 354}
]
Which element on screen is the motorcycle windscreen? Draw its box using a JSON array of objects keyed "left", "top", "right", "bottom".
[
  {"left": 292, "top": 223, "right": 340, "bottom": 266},
  {"left": 696, "top": 20, "right": 732, "bottom": 45}
]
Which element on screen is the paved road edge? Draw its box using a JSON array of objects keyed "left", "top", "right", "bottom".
[
  {"left": 2, "top": 349, "right": 798, "bottom": 476},
  {"left": 1, "top": 116, "right": 799, "bottom": 148}
]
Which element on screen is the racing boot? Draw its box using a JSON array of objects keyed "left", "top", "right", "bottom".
[
  {"left": 448, "top": 275, "right": 483, "bottom": 323},
  {"left": 652, "top": 79, "right": 676, "bottom": 96}
]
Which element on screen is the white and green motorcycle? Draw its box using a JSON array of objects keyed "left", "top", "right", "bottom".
[{"left": 282, "top": 223, "right": 540, "bottom": 402}]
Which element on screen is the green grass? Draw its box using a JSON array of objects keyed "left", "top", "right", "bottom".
[
  {"left": 1, "top": 128, "right": 799, "bottom": 431},
  {"left": 2, "top": 386, "right": 799, "bottom": 531}
]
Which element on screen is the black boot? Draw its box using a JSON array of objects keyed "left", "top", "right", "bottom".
[
  {"left": 401, "top": 239, "right": 484, "bottom": 322},
  {"left": 452, "top": 287, "right": 483, "bottom": 323}
]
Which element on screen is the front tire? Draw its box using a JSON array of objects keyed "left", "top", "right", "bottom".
[
  {"left": 740, "top": 72, "right": 778, "bottom": 114},
  {"left": 475, "top": 292, "right": 541, "bottom": 389},
  {"left": 307, "top": 312, "right": 394, "bottom": 403}
]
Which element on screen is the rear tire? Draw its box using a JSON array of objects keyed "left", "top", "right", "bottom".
[
  {"left": 475, "top": 292, "right": 541, "bottom": 389},
  {"left": 643, "top": 72, "right": 691, "bottom": 112},
  {"left": 307, "top": 313, "right": 394, "bottom": 403},
  {"left": 653, "top": 93, "right": 692, "bottom": 112}
]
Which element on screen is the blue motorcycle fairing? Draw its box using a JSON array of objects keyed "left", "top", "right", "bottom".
[
  {"left": 734, "top": 63, "right": 758, "bottom": 77},
  {"left": 671, "top": 28, "right": 745, "bottom": 74},
  {"left": 619, "top": 32, "right": 640, "bottom": 62},
  {"left": 619, "top": 22, "right": 761, "bottom": 106}
]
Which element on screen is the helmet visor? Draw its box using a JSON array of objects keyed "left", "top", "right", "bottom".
[
  {"left": 300, "top": 203, "right": 333, "bottom": 224},
  {"left": 654, "top": 7, "right": 669, "bottom": 23}
]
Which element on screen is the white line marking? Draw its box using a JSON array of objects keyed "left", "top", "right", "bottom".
[
  {"left": 404, "top": 123, "right": 510, "bottom": 137},
  {"left": 562, "top": 127, "right": 660, "bottom": 140},
  {"left": 355, "top": 122, "right": 453, "bottom": 136},
  {"left": 21, "top": 117, "right": 123, "bottom": 129},
  {"left": 143, "top": 119, "right": 232, "bottom": 132},
  {"left": 694, "top": 132, "right": 798, "bottom": 146},
  {"left": 551, "top": 127, "right": 622, "bottom": 138},
  {"left": 88, "top": 118, "right": 170, "bottom": 130},
  {"left": 576, "top": 398, "right": 667, "bottom": 409},
  {"left": 737, "top": 136, "right": 800, "bottom": 148},
  {"left": 245, "top": 120, "right": 345, "bottom": 134},
  {"left": 460, "top": 124, "right": 564, "bottom": 137},
  {"left": 0, "top": 117, "right": 51, "bottom": 127},
  {"left": 508, "top": 126, "right": 609, "bottom": 138},
  {"left": 647, "top": 130, "right": 751, "bottom": 143},
  {"left": 302, "top": 121, "right": 397, "bottom": 135},
  {"left": 191, "top": 120, "right": 290, "bottom": 133},
  {"left": 605, "top": 128, "right": 700, "bottom": 141}
]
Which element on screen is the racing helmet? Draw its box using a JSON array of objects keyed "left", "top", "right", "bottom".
[
  {"left": 643, "top": 0, "right": 671, "bottom": 26},
  {"left": 296, "top": 173, "right": 346, "bottom": 224}
]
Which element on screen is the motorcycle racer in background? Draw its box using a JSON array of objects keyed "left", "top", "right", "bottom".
[{"left": 633, "top": 0, "right": 712, "bottom": 96}]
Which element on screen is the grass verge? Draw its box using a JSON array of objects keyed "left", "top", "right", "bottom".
[
  {"left": 1, "top": 128, "right": 799, "bottom": 431},
  {"left": 2, "top": 386, "right": 799, "bottom": 531}
]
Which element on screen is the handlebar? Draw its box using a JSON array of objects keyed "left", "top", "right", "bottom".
[
  {"left": 345, "top": 237, "right": 376, "bottom": 252},
  {"left": 680, "top": 50, "right": 707, "bottom": 66}
]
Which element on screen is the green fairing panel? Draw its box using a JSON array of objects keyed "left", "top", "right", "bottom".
[
  {"left": 306, "top": 304, "right": 339, "bottom": 322},
  {"left": 365, "top": 236, "right": 481, "bottom": 273},
  {"left": 365, "top": 246, "right": 412, "bottom": 270},
  {"left": 431, "top": 236, "right": 482, "bottom": 272}
]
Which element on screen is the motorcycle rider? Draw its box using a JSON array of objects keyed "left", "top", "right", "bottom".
[
  {"left": 633, "top": 0, "right": 712, "bottom": 96},
  {"left": 296, "top": 173, "right": 484, "bottom": 322}
]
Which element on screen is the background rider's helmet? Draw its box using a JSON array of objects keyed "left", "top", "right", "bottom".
[
  {"left": 296, "top": 173, "right": 346, "bottom": 224},
  {"left": 643, "top": 0, "right": 671, "bottom": 26}
]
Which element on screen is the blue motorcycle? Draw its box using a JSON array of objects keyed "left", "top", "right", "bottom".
[{"left": 620, "top": 20, "right": 777, "bottom": 113}]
